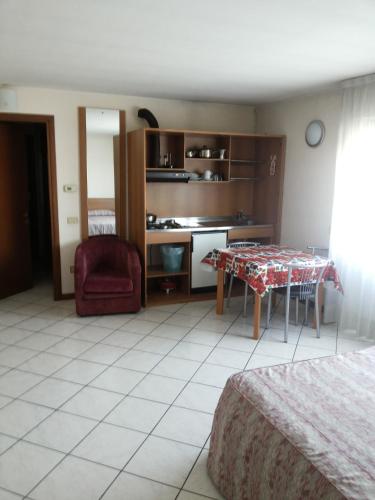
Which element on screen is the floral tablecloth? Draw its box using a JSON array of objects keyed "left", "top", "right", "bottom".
[{"left": 202, "top": 244, "right": 342, "bottom": 297}]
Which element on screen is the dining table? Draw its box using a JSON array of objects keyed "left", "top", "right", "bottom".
[{"left": 201, "top": 244, "right": 342, "bottom": 340}]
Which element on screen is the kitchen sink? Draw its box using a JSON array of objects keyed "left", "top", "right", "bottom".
[{"left": 197, "top": 219, "right": 254, "bottom": 228}]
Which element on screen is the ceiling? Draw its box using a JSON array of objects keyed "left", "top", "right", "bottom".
[{"left": 1, "top": 0, "right": 375, "bottom": 104}]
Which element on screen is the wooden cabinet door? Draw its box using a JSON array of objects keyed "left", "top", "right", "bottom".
[{"left": 0, "top": 123, "right": 33, "bottom": 299}]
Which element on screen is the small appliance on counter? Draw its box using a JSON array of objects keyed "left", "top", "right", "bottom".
[
  {"left": 147, "top": 218, "right": 184, "bottom": 230},
  {"left": 146, "top": 170, "right": 190, "bottom": 182}
]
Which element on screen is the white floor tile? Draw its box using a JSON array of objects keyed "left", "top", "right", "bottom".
[
  {"left": 102, "top": 472, "right": 179, "bottom": 500},
  {"left": 169, "top": 341, "right": 213, "bottom": 362},
  {"left": 0, "top": 441, "right": 63, "bottom": 496},
  {"left": 125, "top": 435, "right": 200, "bottom": 488},
  {"left": 183, "top": 329, "right": 224, "bottom": 347},
  {"left": 47, "top": 338, "right": 94, "bottom": 358},
  {"left": 105, "top": 396, "right": 168, "bottom": 433},
  {"left": 0, "top": 400, "right": 52, "bottom": 437},
  {"left": 0, "top": 312, "right": 29, "bottom": 327},
  {"left": 0, "top": 370, "right": 44, "bottom": 398},
  {"left": 41, "top": 321, "right": 83, "bottom": 337},
  {"left": 262, "top": 328, "right": 300, "bottom": 345},
  {"left": 135, "top": 336, "right": 178, "bottom": 355},
  {"left": 38, "top": 307, "right": 71, "bottom": 320},
  {"left": 254, "top": 338, "right": 296, "bottom": 359},
  {"left": 184, "top": 449, "right": 223, "bottom": 499},
  {"left": 73, "top": 422, "right": 146, "bottom": 469},
  {"left": 61, "top": 386, "right": 123, "bottom": 421},
  {"left": 21, "top": 378, "right": 83, "bottom": 408},
  {"left": 178, "top": 491, "right": 212, "bottom": 500},
  {"left": 90, "top": 367, "right": 144, "bottom": 395},
  {"left": 297, "top": 332, "right": 337, "bottom": 351},
  {"left": 293, "top": 345, "right": 335, "bottom": 361},
  {"left": 25, "top": 411, "right": 96, "bottom": 452},
  {"left": 217, "top": 334, "right": 258, "bottom": 353},
  {"left": 151, "top": 357, "right": 200, "bottom": 381},
  {"left": 246, "top": 354, "right": 289, "bottom": 369},
  {"left": 121, "top": 319, "right": 158, "bottom": 335},
  {"left": 138, "top": 310, "right": 172, "bottom": 323},
  {"left": 150, "top": 324, "right": 190, "bottom": 341},
  {"left": 30, "top": 455, "right": 117, "bottom": 500},
  {"left": 16, "top": 333, "right": 61, "bottom": 351},
  {"left": 130, "top": 374, "right": 185, "bottom": 404},
  {"left": 102, "top": 331, "right": 144, "bottom": 349},
  {"left": 53, "top": 359, "right": 106, "bottom": 385},
  {"left": 195, "top": 318, "right": 231, "bottom": 334},
  {"left": 206, "top": 347, "right": 250, "bottom": 369},
  {"left": 165, "top": 313, "right": 201, "bottom": 328},
  {"left": 0, "top": 327, "right": 33, "bottom": 345},
  {"left": 192, "top": 363, "right": 238, "bottom": 388},
  {"left": 0, "top": 346, "right": 37, "bottom": 368},
  {"left": 114, "top": 350, "right": 163, "bottom": 373},
  {"left": 71, "top": 325, "right": 114, "bottom": 343},
  {"left": 78, "top": 344, "right": 126, "bottom": 365},
  {"left": 90, "top": 315, "right": 132, "bottom": 330},
  {"left": 19, "top": 352, "right": 71, "bottom": 376},
  {"left": 336, "top": 338, "right": 371, "bottom": 354},
  {"left": 174, "top": 383, "right": 222, "bottom": 414},
  {"left": 153, "top": 406, "right": 212, "bottom": 447},
  {"left": 0, "top": 434, "right": 16, "bottom": 454},
  {"left": 150, "top": 303, "right": 183, "bottom": 313},
  {"left": 0, "top": 395, "right": 12, "bottom": 409},
  {"left": 15, "top": 317, "right": 56, "bottom": 332}
]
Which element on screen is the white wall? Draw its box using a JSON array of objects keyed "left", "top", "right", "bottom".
[
  {"left": 256, "top": 90, "right": 342, "bottom": 250},
  {"left": 87, "top": 133, "right": 115, "bottom": 198},
  {"left": 13, "top": 86, "right": 255, "bottom": 294}
]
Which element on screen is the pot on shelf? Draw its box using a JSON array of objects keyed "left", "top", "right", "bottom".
[{"left": 199, "top": 146, "right": 213, "bottom": 159}]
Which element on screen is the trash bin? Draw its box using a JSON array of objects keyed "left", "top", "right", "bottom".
[{"left": 160, "top": 245, "right": 185, "bottom": 273}]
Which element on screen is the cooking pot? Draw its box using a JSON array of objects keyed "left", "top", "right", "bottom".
[
  {"left": 146, "top": 213, "right": 157, "bottom": 223},
  {"left": 199, "top": 146, "right": 213, "bottom": 159},
  {"left": 185, "top": 149, "right": 198, "bottom": 158}
]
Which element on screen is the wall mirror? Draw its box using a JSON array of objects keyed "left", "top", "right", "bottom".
[
  {"left": 305, "top": 119, "right": 325, "bottom": 147},
  {"left": 79, "top": 107, "right": 126, "bottom": 239}
]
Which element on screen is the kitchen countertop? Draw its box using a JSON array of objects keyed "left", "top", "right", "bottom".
[{"left": 146, "top": 219, "right": 273, "bottom": 233}]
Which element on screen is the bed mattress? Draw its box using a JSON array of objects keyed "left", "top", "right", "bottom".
[{"left": 208, "top": 347, "right": 375, "bottom": 500}]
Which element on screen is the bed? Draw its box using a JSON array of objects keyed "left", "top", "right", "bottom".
[
  {"left": 87, "top": 198, "right": 116, "bottom": 236},
  {"left": 208, "top": 347, "right": 375, "bottom": 500}
]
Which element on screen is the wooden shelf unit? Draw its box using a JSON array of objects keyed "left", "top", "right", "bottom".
[{"left": 128, "top": 127, "right": 286, "bottom": 306}]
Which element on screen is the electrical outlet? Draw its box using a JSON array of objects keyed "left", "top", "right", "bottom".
[
  {"left": 70, "top": 265, "right": 75, "bottom": 273},
  {"left": 67, "top": 217, "right": 78, "bottom": 224}
]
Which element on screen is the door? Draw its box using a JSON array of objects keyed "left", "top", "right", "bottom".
[
  {"left": 0, "top": 122, "right": 32, "bottom": 299},
  {"left": 191, "top": 232, "right": 227, "bottom": 289}
]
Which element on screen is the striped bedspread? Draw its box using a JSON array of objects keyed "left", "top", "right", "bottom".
[{"left": 208, "top": 347, "right": 375, "bottom": 500}]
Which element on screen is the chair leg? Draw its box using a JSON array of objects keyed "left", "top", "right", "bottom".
[
  {"left": 315, "top": 288, "right": 320, "bottom": 338},
  {"left": 227, "top": 274, "right": 234, "bottom": 308},
  {"left": 295, "top": 297, "right": 299, "bottom": 326},
  {"left": 243, "top": 282, "right": 248, "bottom": 318},
  {"left": 305, "top": 298, "right": 309, "bottom": 326},
  {"left": 266, "top": 289, "right": 272, "bottom": 329}
]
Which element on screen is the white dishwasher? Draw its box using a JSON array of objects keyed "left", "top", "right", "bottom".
[{"left": 191, "top": 231, "right": 227, "bottom": 290}]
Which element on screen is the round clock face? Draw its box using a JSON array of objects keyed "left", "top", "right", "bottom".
[{"left": 305, "top": 120, "right": 325, "bottom": 147}]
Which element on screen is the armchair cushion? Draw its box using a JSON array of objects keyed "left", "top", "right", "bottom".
[{"left": 84, "top": 271, "right": 133, "bottom": 295}]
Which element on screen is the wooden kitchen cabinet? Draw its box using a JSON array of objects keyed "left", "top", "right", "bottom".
[{"left": 127, "top": 127, "right": 286, "bottom": 306}]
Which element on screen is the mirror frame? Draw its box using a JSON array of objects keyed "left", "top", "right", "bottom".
[
  {"left": 305, "top": 119, "right": 325, "bottom": 148},
  {"left": 78, "top": 107, "right": 126, "bottom": 240}
]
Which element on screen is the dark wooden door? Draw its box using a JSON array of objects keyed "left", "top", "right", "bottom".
[{"left": 0, "top": 122, "right": 32, "bottom": 298}]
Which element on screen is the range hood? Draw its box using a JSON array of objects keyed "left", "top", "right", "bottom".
[{"left": 146, "top": 170, "right": 190, "bottom": 183}]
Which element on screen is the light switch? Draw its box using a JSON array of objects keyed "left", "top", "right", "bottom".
[
  {"left": 67, "top": 217, "right": 78, "bottom": 224},
  {"left": 63, "top": 184, "right": 77, "bottom": 193}
]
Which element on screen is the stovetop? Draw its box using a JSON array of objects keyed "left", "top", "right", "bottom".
[{"left": 147, "top": 219, "right": 184, "bottom": 230}]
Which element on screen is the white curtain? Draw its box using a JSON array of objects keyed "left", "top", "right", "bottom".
[{"left": 330, "top": 75, "right": 375, "bottom": 340}]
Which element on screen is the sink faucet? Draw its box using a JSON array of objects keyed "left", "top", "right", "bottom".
[{"left": 236, "top": 210, "right": 245, "bottom": 220}]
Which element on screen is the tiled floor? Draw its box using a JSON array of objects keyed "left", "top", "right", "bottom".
[{"left": 0, "top": 283, "right": 373, "bottom": 499}]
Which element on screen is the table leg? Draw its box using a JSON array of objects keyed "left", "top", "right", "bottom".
[
  {"left": 216, "top": 269, "right": 224, "bottom": 315},
  {"left": 312, "top": 283, "right": 324, "bottom": 329},
  {"left": 253, "top": 293, "right": 261, "bottom": 340}
]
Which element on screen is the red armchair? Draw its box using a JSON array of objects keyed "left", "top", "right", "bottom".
[{"left": 74, "top": 235, "right": 141, "bottom": 316}]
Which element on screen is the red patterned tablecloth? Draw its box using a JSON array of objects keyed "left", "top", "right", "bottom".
[{"left": 202, "top": 245, "right": 342, "bottom": 297}]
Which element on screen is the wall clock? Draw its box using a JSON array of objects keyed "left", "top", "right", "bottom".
[{"left": 305, "top": 120, "right": 325, "bottom": 147}]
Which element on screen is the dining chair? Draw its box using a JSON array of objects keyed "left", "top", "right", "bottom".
[
  {"left": 266, "top": 246, "right": 329, "bottom": 329},
  {"left": 226, "top": 241, "right": 260, "bottom": 317},
  {"left": 266, "top": 262, "right": 327, "bottom": 342}
]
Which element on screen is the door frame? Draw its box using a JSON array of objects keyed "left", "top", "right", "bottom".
[{"left": 0, "top": 113, "right": 62, "bottom": 300}]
